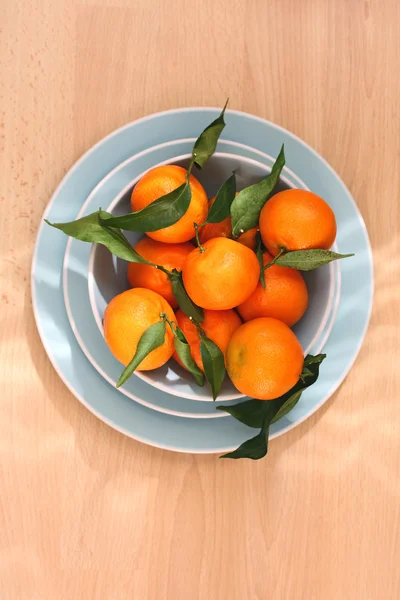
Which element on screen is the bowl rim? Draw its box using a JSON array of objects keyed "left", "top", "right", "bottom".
[{"left": 87, "top": 149, "right": 338, "bottom": 401}]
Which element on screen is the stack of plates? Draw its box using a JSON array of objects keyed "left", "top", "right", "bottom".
[{"left": 32, "top": 108, "right": 373, "bottom": 454}]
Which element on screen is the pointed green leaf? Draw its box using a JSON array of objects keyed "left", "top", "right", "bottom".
[
  {"left": 274, "top": 250, "right": 354, "bottom": 271},
  {"left": 170, "top": 270, "right": 204, "bottom": 323},
  {"left": 304, "top": 353, "right": 327, "bottom": 367},
  {"left": 174, "top": 327, "right": 204, "bottom": 387},
  {"left": 299, "top": 370, "right": 312, "bottom": 383},
  {"left": 220, "top": 424, "right": 269, "bottom": 460},
  {"left": 230, "top": 144, "right": 285, "bottom": 236},
  {"left": 255, "top": 231, "right": 266, "bottom": 290},
  {"left": 99, "top": 182, "right": 191, "bottom": 232},
  {"left": 296, "top": 353, "right": 326, "bottom": 389},
  {"left": 46, "top": 211, "right": 155, "bottom": 264},
  {"left": 192, "top": 100, "right": 228, "bottom": 169},
  {"left": 271, "top": 390, "right": 302, "bottom": 423},
  {"left": 217, "top": 396, "right": 287, "bottom": 429},
  {"left": 200, "top": 335, "right": 226, "bottom": 400},
  {"left": 205, "top": 172, "right": 236, "bottom": 223},
  {"left": 117, "top": 320, "right": 166, "bottom": 388}
]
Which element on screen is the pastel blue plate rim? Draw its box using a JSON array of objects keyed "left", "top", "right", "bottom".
[
  {"left": 63, "top": 139, "right": 340, "bottom": 417},
  {"left": 31, "top": 107, "right": 373, "bottom": 453}
]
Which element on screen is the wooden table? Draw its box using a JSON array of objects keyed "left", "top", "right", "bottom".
[{"left": 1, "top": 1, "right": 399, "bottom": 598}]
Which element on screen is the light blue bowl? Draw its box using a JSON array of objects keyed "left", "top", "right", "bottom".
[
  {"left": 89, "top": 151, "right": 336, "bottom": 401},
  {"left": 64, "top": 138, "right": 339, "bottom": 418}
]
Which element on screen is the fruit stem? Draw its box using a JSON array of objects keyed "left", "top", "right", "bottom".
[
  {"left": 262, "top": 248, "right": 286, "bottom": 271},
  {"left": 193, "top": 223, "right": 206, "bottom": 253}
]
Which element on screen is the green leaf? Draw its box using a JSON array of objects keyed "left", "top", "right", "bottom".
[
  {"left": 200, "top": 335, "right": 226, "bottom": 400},
  {"left": 255, "top": 231, "right": 266, "bottom": 290},
  {"left": 169, "top": 270, "right": 204, "bottom": 323},
  {"left": 274, "top": 250, "right": 354, "bottom": 271},
  {"left": 300, "top": 353, "right": 326, "bottom": 384},
  {"left": 45, "top": 211, "right": 155, "bottom": 264},
  {"left": 217, "top": 396, "right": 287, "bottom": 429},
  {"left": 192, "top": 100, "right": 228, "bottom": 169},
  {"left": 117, "top": 320, "right": 166, "bottom": 388},
  {"left": 220, "top": 424, "right": 269, "bottom": 460},
  {"left": 271, "top": 390, "right": 302, "bottom": 423},
  {"left": 99, "top": 182, "right": 192, "bottom": 232},
  {"left": 205, "top": 173, "right": 236, "bottom": 223},
  {"left": 304, "top": 353, "right": 327, "bottom": 367},
  {"left": 230, "top": 144, "right": 285, "bottom": 236},
  {"left": 218, "top": 353, "right": 326, "bottom": 460},
  {"left": 173, "top": 327, "right": 204, "bottom": 387},
  {"left": 299, "top": 368, "right": 313, "bottom": 383}
]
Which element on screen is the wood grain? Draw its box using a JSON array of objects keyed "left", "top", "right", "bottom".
[{"left": 1, "top": 0, "right": 400, "bottom": 598}]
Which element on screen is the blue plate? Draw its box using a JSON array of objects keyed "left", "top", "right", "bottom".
[
  {"left": 32, "top": 108, "right": 373, "bottom": 453},
  {"left": 64, "top": 139, "right": 340, "bottom": 416}
]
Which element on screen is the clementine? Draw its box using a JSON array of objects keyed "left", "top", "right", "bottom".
[
  {"left": 127, "top": 237, "right": 193, "bottom": 308},
  {"left": 182, "top": 237, "right": 260, "bottom": 310},
  {"left": 173, "top": 308, "right": 242, "bottom": 372},
  {"left": 199, "top": 195, "right": 257, "bottom": 250},
  {"left": 104, "top": 288, "right": 175, "bottom": 370},
  {"left": 237, "top": 251, "right": 308, "bottom": 326},
  {"left": 226, "top": 317, "right": 304, "bottom": 400},
  {"left": 130, "top": 165, "right": 208, "bottom": 243},
  {"left": 237, "top": 227, "right": 258, "bottom": 250},
  {"left": 259, "top": 189, "right": 337, "bottom": 256},
  {"left": 198, "top": 205, "right": 231, "bottom": 244}
]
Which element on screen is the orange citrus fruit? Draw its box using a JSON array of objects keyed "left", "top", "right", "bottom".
[
  {"left": 127, "top": 237, "right": 193, "bottom": 308},
  {"left": 259, "top": 189, "right": 337, "bottom": 256},
  {"left": 103, "top": 288, "right": 175, "bottom": 370},
  {"left": 130, "top": 165, "right": 208, "bottom": 243},
  {"left": 182, "top": 237, "right": 260, "bottom": 310},
  {"left": 237, "top": 251, "right": 308, "bottom": 326},
  {"left": 226, "top": 317, "right": 304, "bottom": 400},
  {"left": 237, "top": 227, "right": 258, "bottom": 250},
  {"left": 199, "top": 195, "right": 257, "bottom": 250},
  {"left": 198, "top": 204, "right": 231, "bottom": 244},
  {"left": 173, "top": 308, "right": 242, "bottom": 372}
]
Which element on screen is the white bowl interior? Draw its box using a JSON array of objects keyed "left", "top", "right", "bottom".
[{"left": 89, "top": 152, "right": 335, "bottom": 401}]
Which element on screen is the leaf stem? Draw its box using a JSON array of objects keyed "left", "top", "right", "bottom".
[
  {"left": 154, "top": 263, "right": 171, "bottom": 276},
  {"left": 262, "top": 248, "right": 286, "bottom": 271},
  {"left": 141, "top": 258, "right": 171, "bottom": 276},
  {"left": 187, "top": 156, "right": 196, "bottom": 179},
  {"left": 255, "top": 231, "right": 266, "bottom": 289},
  {"left": 191, "top": 318, "right": 205, "bottom": 337},
  {"left": 162, "top": 314, "right": 178, "bottom": 335},
  {"left": 193, "top": 222, "right": 206, "bottom": 253}
]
